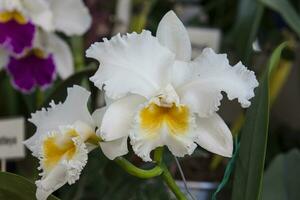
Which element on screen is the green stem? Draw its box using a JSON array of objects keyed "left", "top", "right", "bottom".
[
  {"left": 154, "top": 147, "right": 164, "bottom": 164},
  {"left": 36, "top": 89, "right": 44, "bottom": 109},
  {"left": 161, "top": 164, "right": 187, "bottom": 200},
  {"left": 71, "top": 36, "right": 85, "bottom": 71},
  {"left": 115, "top": 149, "right": 186, "bottom": 200},
  {"left": 114, "top": 157, "right": 163, "bottom": 179},
  {"left": 129, "top": 0, "right": 154, "bottom": 32}
]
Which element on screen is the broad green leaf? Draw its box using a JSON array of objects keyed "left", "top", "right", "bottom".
[
  {"left": 262, "top": 149, "right": 300, "bottom": 200},
  {"left": 231, "top": 42, "right": 287, "bottom": 200},
  {"left": 43, "top": 66, "right": 96, "bottom": 107},
  {"left": 227, "top": 0, "right": 264, "bottom": 64},
  {"left": 260, "top": 0, "right": 300, "bottom": 38},
  {"left": 0, "top": 172, "right": 59, "bottom": 200}
]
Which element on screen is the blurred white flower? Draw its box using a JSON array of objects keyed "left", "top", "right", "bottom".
[
  {"left": 87, "top": 11, "right": 259, "bottom": 161},
  {"left": 0, "top": 0, "right": 92, "bottom": 35},
  {"left": 24, "top": 86, "right": 101, "bottom": 200},
  {"left": 33, "top": 30, "right": 74, "bottom": 79}
]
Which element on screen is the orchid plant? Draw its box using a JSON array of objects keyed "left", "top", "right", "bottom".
[
  {"left": 0, "top": 0, "right": 91, "bottom": 92},
  {"left": 23, "top": 11, "right": 258, "bottom": 200}
]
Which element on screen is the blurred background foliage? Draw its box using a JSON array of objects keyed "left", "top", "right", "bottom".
[{"left": 1, "top": 0, "right": 300, "bottom": 199}]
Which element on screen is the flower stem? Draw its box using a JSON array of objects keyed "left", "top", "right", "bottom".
[
  {"left": 114, "top": 157, "right": 163, "bottom": 179},
  {"left": 161, "top": 164, "right": 187, "bottom": 200},
  {"left": 71, "top": 36, "right": 85, "bottom": 71},
  {"left": 154, "top": 147, "right": 164, "bottom": 164},
  {"left": 115, "top": 149, "right": 187, "bottom": 200}
]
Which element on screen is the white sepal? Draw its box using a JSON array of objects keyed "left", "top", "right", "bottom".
[
  {"left": 156, "top": 11, "right": 192, "bottom": 61},
  {"left": 99, "top": 137, "right": 129, "bottom": 160},
  {"left": 194, "top": 114, "right": 233, "bottom": 157}
]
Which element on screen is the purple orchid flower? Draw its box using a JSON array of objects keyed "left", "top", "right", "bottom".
[
  {"left": 0, "top": 11, "right": 35, "bottom": 55},
  {"left": 6, "top": 50, "right": 56, "bottom": 92}
]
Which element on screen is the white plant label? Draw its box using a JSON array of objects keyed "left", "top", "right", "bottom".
[
  {"left": 187, "top": 27, "right": 221, "bottom": 58},
  {"left": 0, "top": 118, "right": 25, "bottom": 159}
]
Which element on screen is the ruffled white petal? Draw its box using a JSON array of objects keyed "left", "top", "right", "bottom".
[
  {"left": 156, "top": 11, "right": 192, "bottom": 61},
  {"left": 48, "top": 0, "right": 91, "bottom": 35},
  {"left": 87, "top": 30, "right": 175, "bottom": 99},
  {"left": 194, "top": 114, "right": 233, "bottom": 157},
  {"left": 165, "top": 133, "right": 197, "bottom": 158},
  {"left": 130, "top": 128, "right": 164, "bottom": 162},
  {"left": 130, "top": 103, "right": 197, "bottom": 161},
  {"left": 0, "top": 47, "right": 8, "bottom": 69},
  {"left": 24, "top": 85, "right": 94, "bottom": 155},
  {"left": 99, "top": 137, "right": 128, "bottom": 160},
  {"left": 130, "top": 125, "right": 197, "bottom": 162},
  {"left": 22, "top": 0, "right": 54, "bottom": 31},
  {"left": 99, "top": 95, "right": 146, "bottom": 141},
  {"left": 177, "top": 48, "right": 258, "bottom": 117},
  {"left": 36, "top": 163, "right": 67, "bottom": 200},
  {"left": 36, "top": 137, "right": 88, "bottom": 200}
]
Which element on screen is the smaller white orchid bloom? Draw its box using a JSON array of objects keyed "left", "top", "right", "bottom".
[
  {"left": 24, "top": 85, "right": 101, "bottom": 200},
  {"left": 0, "top": 0, "right": 91, "bottom": 35},
  {"left": 87, "top": 11, "right": 259, "bottom": 162}
]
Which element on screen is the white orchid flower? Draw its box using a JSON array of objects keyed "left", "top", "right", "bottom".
[
  {"left": 87, "top": 11, "right": 259, "bottom": 162},
  {"left": 24, "top": 85, "right": 101, "bottom": 200},
  {"left": 0, "top": 0, "right": 91, "bottom": 35}
]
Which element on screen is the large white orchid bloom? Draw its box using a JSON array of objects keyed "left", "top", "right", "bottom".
[
  {"left": 0, "top": 0, "right": 91, "bottom": 35},
  {"left": 87, "top": 11, "right": 259, "bottom": 162},
  {"left": 24, "top": 86, "right": 101, "bottom": 200}
]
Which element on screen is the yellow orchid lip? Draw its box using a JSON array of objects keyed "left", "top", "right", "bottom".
[
  {"left": 0, "top": 10, "right": 27, "bottom": 24},
  {"left": 42, "top": 124, "right": 100, "bottom": 172},
  {"left": 140, "top": 103, "right": 190, "bottom": 136},
  {"left": 42, "top": 130, "right": 78, "bottom": 172}
]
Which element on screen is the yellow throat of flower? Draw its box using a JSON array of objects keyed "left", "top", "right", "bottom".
[
  {"left": 42, "top": 124, "right": 101, "bottom": 172},
  {"left": 0, "top": 10, "right": 27, "bottom": 24},
  {"left": 140, "top": 103, "right": 190, "bottom": 136}
]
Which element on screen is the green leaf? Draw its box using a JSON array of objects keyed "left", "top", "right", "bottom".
[
  {"left": 43, "top": 67, "right": 96, "bottom": 107},
  {"left": 212, "top": 138, "right": 239, "bottom": 200},
  {"left": 0, "top": 172, "right": 59, "bottom": 200},
  {"left": 262, "top": 149, "right": 300, "bottom": 200},
  {"left": 227, "top": 0, "right": 264, "bottom": 64},
  {"left": 231, "top": 42, "right": 288, "bottom": 200},
  {"left": 260, "top": 0, "right": 300, "bottom": 38}
]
